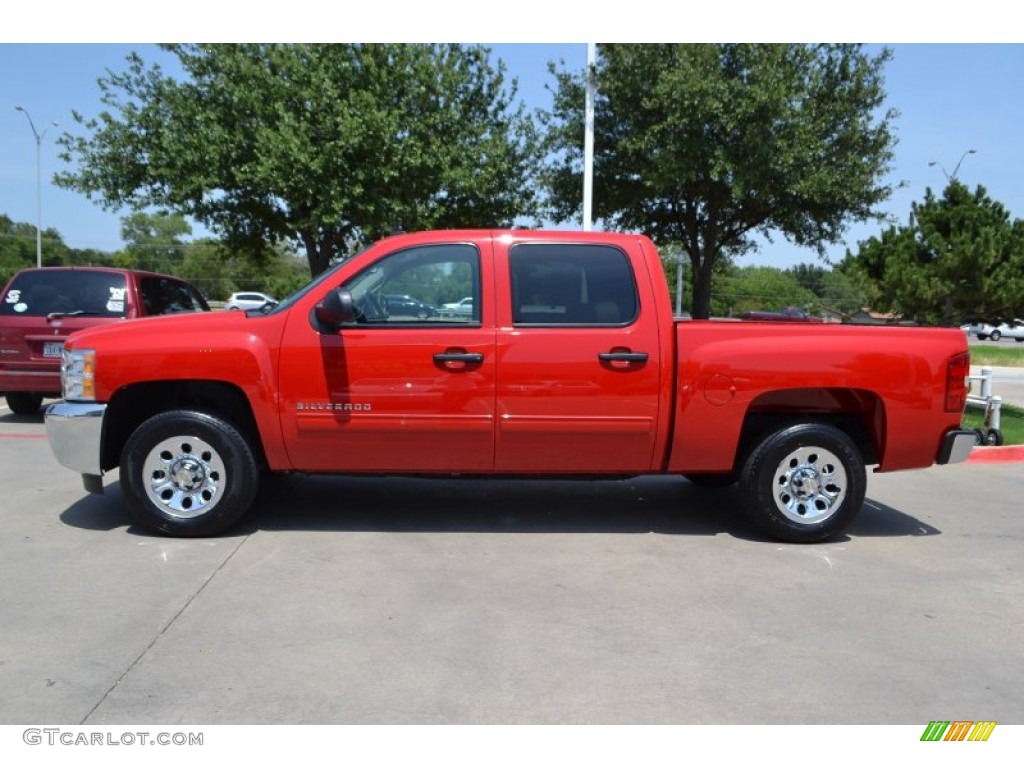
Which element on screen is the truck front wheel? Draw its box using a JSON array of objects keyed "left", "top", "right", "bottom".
[
  {"left": 739, "top": 423, "right": 866, "bottom": 543},
  {"left": 120, "top": 410, "right": 260, "bottom": 537}
]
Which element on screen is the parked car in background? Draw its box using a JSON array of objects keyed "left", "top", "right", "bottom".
[
  {"left": 441, "top": 296, "right": 474, "bottom": 316},
  {"left": 740, "top": 306, "right": 824, "bottom": 323},
  {"left": 1, "top": 267, "right": 209, "bottom": 415},
  {"left": 224, "top": 292, "right": 278, "bottom": 312},
  {"left": 973, "top": 319, "right": 1024, "bottom": 342},
  {"left": 383, "top": 294, "right": 437, "bottom": 319}
]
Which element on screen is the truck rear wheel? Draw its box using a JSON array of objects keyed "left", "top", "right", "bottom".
[
  {"left": 739, "top": 423, "right": 865, "bottom": 543},
  {"left": 120, "top": 410, "right": 260, "bottom": 537}
]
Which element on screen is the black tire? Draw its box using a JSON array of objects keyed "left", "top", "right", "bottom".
[
  {"left": 6, "top": 392, "right": 44, "bottom": 415},
  {"left": 984, "top": 428, "right": 1004, "bottom": 447},
  {"left": 739, "top": 423, "right": 866, "bottom": 543},
  {"left": 973, "top": 428, "right": 987, "bottom": 446},
  {"left": 684, "top": 472, "right": 738, "bottom": 488},
  {"left": 977, "top": 335, "right": 988, "bottom": 340},
  {"left": 990, "top": 330, "right": 1001, "bottom": 341},
  {"left": 120, "top": 410, "right": 260, "bottom": 537},
  {"left": 1015, "top": 338, "right": 1024, "bottom": 343}
]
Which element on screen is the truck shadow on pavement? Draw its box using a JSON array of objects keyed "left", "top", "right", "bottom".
[
  {"left": 59, "top": 474, "right": 941, "bottom": 542},
  {"left": 0, "top": 411, "right": 45, "bottom": 425}
]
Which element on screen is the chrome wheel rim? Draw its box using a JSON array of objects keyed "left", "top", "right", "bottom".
[
  {"left": 141, "top": 435, "right": 226, "bottom": 519},
  {"left": 772, "top": 445, "right": 848, "bottom": 525}
]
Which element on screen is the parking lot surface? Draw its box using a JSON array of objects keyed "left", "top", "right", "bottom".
[{"left": 1, "top": 404, "right": 1022, "bottom": 725}]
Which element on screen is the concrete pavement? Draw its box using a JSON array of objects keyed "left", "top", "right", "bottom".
[{"left": 1, "top": 406, "right": 1022, "bottom": 726}]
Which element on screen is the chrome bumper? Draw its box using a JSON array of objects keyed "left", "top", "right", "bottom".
[
  {"left": 44, "top": 401, "right": 107, "bottom": 491},
  {"left": 937, "top": 428, "right": 976, "bottom": 465}
]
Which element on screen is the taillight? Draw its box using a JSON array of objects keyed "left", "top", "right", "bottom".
[{"left": 945, "top": 351, "right": 970, "bottom": 412}]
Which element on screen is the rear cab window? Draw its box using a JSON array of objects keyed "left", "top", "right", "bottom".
[{"left": 1, "top": 270, "right": 129, "bottom": 318}]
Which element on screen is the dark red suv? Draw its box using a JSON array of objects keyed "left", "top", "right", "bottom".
[{"left": 1, "top": 267, "right": 209, "bottom": 414}]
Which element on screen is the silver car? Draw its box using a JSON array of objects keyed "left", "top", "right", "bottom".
[
  {"left": 975, "top": 319, "right": 1024, "bottom": 342},
  {"left": 224, "top": 292, "right": 278, "bottom": 312}
]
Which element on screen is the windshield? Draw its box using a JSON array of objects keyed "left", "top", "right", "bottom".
[{"left": 265, "top": 246, "right": 373, "bottom": 315}]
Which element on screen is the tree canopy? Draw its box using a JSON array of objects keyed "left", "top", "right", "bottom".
[
  {"left": 0, "top": 214, "right": 75, "bottom": 284},
  {"left": 56, "top": 44, "right": 540, "bottom": 277},
  {"left": 114, "top": 211, "right": 191, "bottom": 274},
  {"left": 841, "top": 181, "right": 1024, "bottom": 325},
  {"left": 542, "top": 44, "right": 897, "bottom": 318}
]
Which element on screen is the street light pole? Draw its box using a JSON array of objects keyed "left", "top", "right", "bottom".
[
  {"left": 14, "top": 106, "right": 58, "bottom": 269},
  {"left": 929, "top": 148, "right": 977, "bottom": 182}
]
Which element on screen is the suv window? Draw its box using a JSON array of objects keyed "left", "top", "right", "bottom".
[
  {"left": 341, "top": 244, "right": 480, "bottom": 325},
  {"left": 139, "top": 276, "right": 209, "bottom": 315},
  {"left": 1, "top": 270, "right": 129, "bottom": 318},
  {"left": 509, "top": 243, "right": 638, "bottom": 325}
]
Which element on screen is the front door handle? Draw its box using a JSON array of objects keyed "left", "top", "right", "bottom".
[{"left": 434, "top": 350, "right": 484, "bottom": 370}]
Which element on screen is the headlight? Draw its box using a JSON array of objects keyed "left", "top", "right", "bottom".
[{"left": 61, "top": 348, "right": 96, "bottom": 401}]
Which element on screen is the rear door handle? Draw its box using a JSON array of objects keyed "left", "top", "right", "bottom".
[{"left": 598, "top": 351, "right": 649, "bottom": 363}]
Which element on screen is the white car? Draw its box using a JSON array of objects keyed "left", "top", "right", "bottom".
[
  {"left": 441, "top": 296, "right": 474, "bottom": 315},
  {"left": 224, "top": 292, "right": 278, "bottom": 312},
  {"left": 975, "top": 319, "right": 1024, "bottom": 342}
]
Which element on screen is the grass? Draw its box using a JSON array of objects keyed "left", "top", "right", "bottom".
[
  {"left": 962, "top": 402, "right": 1024, "bottom": 445},
  {"left": 969, "top": 345, "right": 1024, "bottom": 367}
]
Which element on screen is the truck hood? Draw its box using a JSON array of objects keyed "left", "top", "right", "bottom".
[{"left": 64, "top": 309, "right": 270, "bottom": 350}]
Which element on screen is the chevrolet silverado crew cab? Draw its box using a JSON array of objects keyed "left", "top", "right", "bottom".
[
  {"left": 44, "top": 230, "right": 975, "bottom": 542},
  {"left": 1, "top": 266, "right": 209, "bottom": 414}
]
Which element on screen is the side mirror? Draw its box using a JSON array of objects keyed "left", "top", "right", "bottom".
[{"left": 313, "top": 288, "right": 355, "bottom": 331}]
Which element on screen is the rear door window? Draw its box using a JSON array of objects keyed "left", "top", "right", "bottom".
[
  {"left": 508, "top": 243, "right": 639, "bottom": 325},
  {"left": 1, "top": 270, "right": 129, "bottom": 318},
  {"left": 139, "top": 277, "right": 210, "bottom": 315}
]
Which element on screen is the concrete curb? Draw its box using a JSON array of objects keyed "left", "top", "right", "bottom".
[{"left": 967, "top": 445, "right": 1024, "bottom": 464}]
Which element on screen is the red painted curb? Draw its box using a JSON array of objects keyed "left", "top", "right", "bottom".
[{"left": 967, "top": 445, "right": 1024, "bottom": 464}]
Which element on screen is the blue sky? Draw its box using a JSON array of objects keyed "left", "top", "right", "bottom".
[{"left": 2, "top": 41, "right": 1023, "bottom": 269}]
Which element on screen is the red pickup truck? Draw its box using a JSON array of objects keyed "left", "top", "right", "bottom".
[{"left": 44, "top": 230, "right": 974, "bottom": 542}]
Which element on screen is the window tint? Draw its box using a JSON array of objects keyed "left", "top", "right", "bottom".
[
  {"left": 341, "top": 244, "right": 480, "bottom": 325},
  {"left": 139, "top": 277, "right": 209, "bottom": 315},
  {"left": 509, "top": 244, "right": 638, "bottom": 325},
  {"left": 1, "top": 270, "right": 129, "bottom": 318}
]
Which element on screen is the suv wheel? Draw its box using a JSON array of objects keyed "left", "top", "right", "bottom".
[{"left": 6, "top": 392, "right": 44, "bottom": 415}]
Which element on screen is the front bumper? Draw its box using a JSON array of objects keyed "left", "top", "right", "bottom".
[
  {"left": 937, "top": 428, "right": 976, "bottom": 465},
  {"left": 44, "top": 401, "right": 107, "bottom": 492}
]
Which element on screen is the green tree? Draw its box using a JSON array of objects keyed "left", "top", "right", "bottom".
[
  {"left": 56, "top": 44, "right": 540, "bottom": 278},
  {"left": 815, "top": 269, "right": 869, "bottom": 315},
  {"left": 712, "top": 265, "right": 817, "bottom": 317},
  {"left": 842, "top": 181, "right": 1024, "bottom": 325},
  {"left": 786, "top": 262, "right": 868, "bottom": 316},
  {"left": 0, "top": 215, "right": 73, "bottom": 283},
  {"left": 542, "top": 44, "right": 896, "bottom": 319},
  {"left": 117, "top": 211, "right": 191, "bottom": 273}
]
